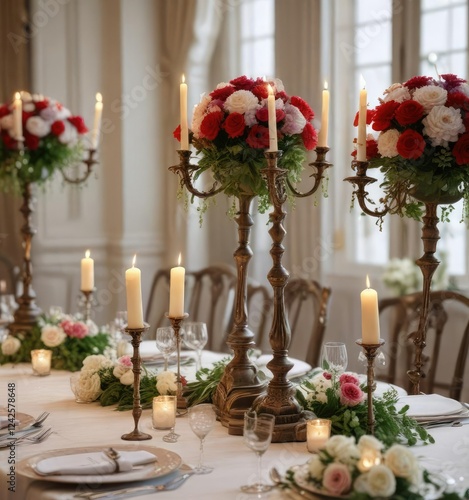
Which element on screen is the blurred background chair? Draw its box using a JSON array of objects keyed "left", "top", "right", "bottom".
[
  {"left": 378, "top": 290, "right": 469, "bottom": 401},
  {"left": 0, "top": 252, "right": 21, "bottom": 298}
]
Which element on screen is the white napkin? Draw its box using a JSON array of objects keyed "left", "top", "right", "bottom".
[
  {"left": 396, "top": 394, "right": 463, "bottom": 418},
  {"left": 0, "top": 416, "right": 19, "bottom": 429},
  {"left": 35, "top": 450, "right": 157, "bottom": 476}
]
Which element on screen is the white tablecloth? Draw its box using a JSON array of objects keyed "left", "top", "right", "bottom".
[{"left": 0, "top": 363, "right": 468, "bottom": 500}]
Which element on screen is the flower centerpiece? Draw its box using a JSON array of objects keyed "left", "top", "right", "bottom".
[
  {"left": 354, "top": 74, "right": 469, "bottom": 221},
  {"left": 174, "top": 75, "right": 318, "bottom": 213},
  {"left": 0, "top": 310, "right": 110, "bottom": 371},
  {"left": 283, "top": 434, "right": 469, "bottom": 499},
  {"left": 0, "top": 91, "right": 88, "bottom": 193}
]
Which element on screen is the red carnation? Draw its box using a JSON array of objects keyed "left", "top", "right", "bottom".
[
  {"left": 353, "top": 109, "right": 375, "bottom": 127},
  {"left": 301, "top": 122, "right": 318, "bottom": 150},
  {"left": 372, "top": 101, "right": 400, "bottom": 131},
  {"left": 396, "top": 129, "right": 425, "bottom": 159},
  {"left": 246, "top": 124, "right": 269, "bottom": 148},
  {"left": 222, "top": 112, "right": 245, "bottom": 138},
  {"left": 453, "top": 133, "right": 469, "bottom": 165},
  {"left": 210, "top": 85, "right": 235, "bottom": 101},
  {"left": 51, "top": 120, "right": 65, "bottom": 136},
  {"left": 173, "top": 124, "right": 181, "bottom": 142},
  {"left": 229, "top": 75, "right": 255, "bottom": 90},
  {"left": 290, "top": 96, "right": 314, "bottom": 121},
  {"left": 199, "top": 111, "right": 224, "bottom": 140},
  {"left": 68, "top": 116, "right": 88, "bottom": 134},
  {"left": 441, "top": 73, "right": 466, "bottom": 91},
  {"left": 351, "top": 138, "right": 379, "bottom": 160},
  {"left": 24, "top": 132, "right": 39, "bottom": 150},
  {"left": 0, "top": 105, "right": 10, "bottom": 118},
  {"left": 395, "top": 100, "right": 424, "bottom": 125},
  {"left": 1, "top": 131, "right": 17, "bottom": 150},
  {"left": 404, "top": 76, "right": 432, "bottom": 90},
  {"left": 446, "top": 91, "right": 469, "bottom": 112},
  {"left": 276, "top": 91, "right": 288, "bottom": 102},
  {"left": 251, "top": 84, "right": 269, "bottom": 100},
  {"left": 34, "top": 99, "right": 49, "bottom": 111}
]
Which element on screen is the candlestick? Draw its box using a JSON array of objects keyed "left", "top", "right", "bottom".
[
  {"left": 13, "top": 92, "right": 23, "bottom": 141},
  {"left": 267, "top": 84, "right": 278, "bottom": 152},
  {"left": 31, "top": 349, "right": 52, "bottom": 376},
  {"left": 80, "top": 289, "right": 94, "bottom": 321},
  {"left": 180, "top": 75, "right": 189, "bottom": 150},
  {"left": 125, "top": 255, "right": 144, "bottom": 329},
  {"left": 306, "top": 419, "right": 331, "bottom": 453},
  {"left": 167, "top": 313, "right": 188, "bottom": 412},
  {"left": 360, "top": 275, "right": 380, "bottom": 344},
  {"left": 81, "top": 250, "right": 94, "bottom": 292},
  {"left": 357, "top": 76, "right": 367, "bottom": 162},
  {"left": 91, "top": 92, "right": 103, "bottom": 150},
  {"left": 317, "top": 81, "right": 329, "bottom": 148},
  {"left": 169, "top": 254, "right": 185, "bottom": 318}
]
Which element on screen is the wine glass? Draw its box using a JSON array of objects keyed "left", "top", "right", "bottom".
[
  {"left": 183, "top": 322, "right": 208, "bottom": 371},
  {"left": 241, "top": 411, "right": 275, "bottom": 493},
  {"left": 320, "top": 341, "right": 348, "bottom": 376},
  {"left": 155, "top": 327, "right": 177, "bottom": 371},
  {"left": 188, "top": 404, "right": 217, "bottom": 474}
]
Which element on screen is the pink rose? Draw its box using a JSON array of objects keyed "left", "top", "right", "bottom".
[
  {"left": 60, "top": 319, "right": 74, "bottom": 335},
  {"left": 340, "top": 382, "right": 365, "bottom": 406},
  {"left": 322, "top": 463, "right": 352, "bottom": 495},
  {"left": 117, "top": 355, "right": 133, "bottom": 368},
  {"left": 339, "top": 373, "right": 360, "bottom": 386},
  {"left": 68, "top": 321, "right": 88, "bottom": 339}
]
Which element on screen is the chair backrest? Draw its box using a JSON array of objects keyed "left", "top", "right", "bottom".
[{"left": 379, "top": 290, "right": 469, "bottom": 401}]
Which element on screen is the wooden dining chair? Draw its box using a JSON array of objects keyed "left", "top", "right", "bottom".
[
  {"left": 378, "top": 290, "right": 469, "bottom": 401},
  {"left": 0, "top": 253, "right": 21, "bottom": 298}
]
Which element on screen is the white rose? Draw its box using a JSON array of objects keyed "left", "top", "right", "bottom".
[
  {"left": 119, "top": 369, "right": 134, "bottom": 385},
  {"left": 384, "top": 444, "right": 419, "bottom": 483},
  {"left": 73, "top": 371, "right": 102, "bottom": 402},
  {"left": 308, "top": 455, "right": 326, "bottom": 480},
  {"left": 156, "top": 370, "right": 177, "bottom": 394},
  {"left": 26, "top": 116, "right": 51, "bottom": 137},
  {"left": 41, "top": 325, "right": 66, "bottom": 347},
  {"left": 377, "top": 129, "right": 400, "bottom": 157},
  {"left": 357, "top": 435, "right": 384, "bottom": 453},
  {"left": 364, "top": 465, "right": 396, "bottom": 497},
  {"left": 0, "top": 115, "right": 13, "bottom": 130},
  {"left": 191, "top": 94, "right": 212, "bottom": 138},
  {"left": 224, "top": 90, "right": 259, "bottom": 115},
  {"left": 324, "top": 435, "right": 357, "bottom": 459},
  {"left": 82, "top": 354, "right": 113, "bottom": 372},
  {"left": 58, "top": 120, "right": 78, "bottom": 145},
  {"left": 85, "top": 320, "right": 99, "bottom": 336},
  {"left": 1, "top": 336, "right": 21, "bottom": 356},
  {"left": 113, "top": 364, "right": 129, "bottom": 379},
  {"left": 384, "top": 86, "right": 411, "bottom": 103},
  {"left": 422, "top": 105, "right": 465, "bottom": 147},
  {"left": 55, "top": 105, "right": 71, "bottom": 120},
  {"left": 413, "top": 85, "right": 447, "bottom": 113}
]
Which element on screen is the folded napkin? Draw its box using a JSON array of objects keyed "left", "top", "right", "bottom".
[
  {"left": 35, "top": 450, "right": 157, "bottom": 476},
  {"left": 0, "top": 416, "right": 19, "bottom": 429}
]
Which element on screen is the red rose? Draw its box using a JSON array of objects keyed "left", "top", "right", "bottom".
[
  {"left": 446, "top": 91, "right": 469, "bottom": 112},
  {"left": 251, "top": 84, "right": 269, "bottom": 100},
  {"left": 290, "top": 96, "right": 314, "bottom": 121},
  {"left": 222, "top": 112, "right": 245, "bottom": 138},
  {"left": 351, "top": 138, "right": 379, "bottom": 160},
  {"left": 1, "top": 131, "right": 17, "bottom": 149},
  {"left": 24, "top": 132, "right": 39, "bottom": 150},
  {"left": 246, "top": 124, "right": 269, "bottom": 148},
  {"left": 229, "top": 75, "right": 255, "bottom": 90},
  {"left": 395, "top": 100, "right": 424, "bottom": 125},
  {"left": 453, "top": 133, "right": 469, "bottom": 165},
  {"left": 353, "top": 109, "right": 375, "bottom": 127},
  {"left": 210, "top": 85, "right": 235, "bottom": 101},
  {"left": 0, "top": 105, "right": 10, "bottom": 118},
  {"left": 255, "top": 107, "right": 269, "bottom": 122},
  {"left": 34, "top": 99, "right": 49, "bottom": 111},
  {"left": 372, "top": 101, "right": 400, "bottom": 131},
  {"left": 301, "top": 122, "right": 318, "bottom": 150},
  {"left": 276, "top": 109, "right": 286, "bottom": 122},
  {"left": 199, "top": 111, "right": 223, "bottom": 140},
  {"left": 68, "top": 116, "right": 88, "bottom": 134},
  {"left": 173, "top": 124, "right": 181, "bottom": 142},
  {"left": 404, "top": 76, "right": 432, "bottom": 90},
  {"left": 340, "top": 382, "right": 365, "bottom": 406},
  {"left": 396, "top": 129, "right": 425, "bottom": 159},
  {"left": 51, "top": 120, "right": 65, "bottom": 136}
]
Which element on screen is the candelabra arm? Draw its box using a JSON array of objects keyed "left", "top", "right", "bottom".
[{"left": 61, "top": 148, "right": 98, "bottom": 185}]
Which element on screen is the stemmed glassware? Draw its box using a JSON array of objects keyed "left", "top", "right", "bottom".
[
  {"left": 241, "top": 411, "right": 275, "bottom": 493},
  {"left": 320, "top": 341, "right": 348, "bottom": 375},
  {"left": 155, "top": 326, "right": 177, "bottom": 370},
  {"left": 183, "top": 322, "right": 208, "bottom": 371},
  {"left": 188, "top": 403, "right": 216, "bottom": 474}
]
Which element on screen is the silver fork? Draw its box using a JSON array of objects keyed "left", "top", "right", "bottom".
[
  {"left": 0, "top": 411, "right": 50, "bottom": 441},
  {"left": 0, "top": 427, "right": 52, "bottom": 448}
]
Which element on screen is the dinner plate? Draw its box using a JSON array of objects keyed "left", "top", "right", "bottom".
[
  {"left": 0, "top": 410, "right": 34, "bottom": 436},
  {"left": 16, "top": 444, "right": 182, "bottom": 484},
  {"left": 396, "top": 394, "right": 463, "bottom": 418}
]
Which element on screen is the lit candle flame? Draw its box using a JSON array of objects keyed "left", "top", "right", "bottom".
[
  {"left": 85, "top": 249, "right": 90, "bottom": 259},
  {"left": 14, "top": 91, "right": 21, "bottom": 100},
  {"left": 366, "top": 274, "right": 370, "bottom": 288},
  {"left": 324, "top": 80, "right": 328, "bottom": 91},
  {"left": 360, "top": 74, "right": 366, "bottom": 89},
  {"left": 177, "top": 253, "right": 182, "bottom": 266},
  {"left": 95, "top": 92, "right": 102, "bottom": 103},
  {"left": 181, "top": 74, "right": 185, "bottom": 84},
  {"left": 132, "top": 254, "right": 137, "bottom": 267}
]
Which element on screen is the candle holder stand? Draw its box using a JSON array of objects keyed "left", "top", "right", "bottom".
[
  {"left": 121, "top": 323, "right": 152, "bottom": 441},
  {"left": 8, "top": 149, "right": 99, "bottom": 335},
  {"left": 345, "top": 160, "right": 448, "bottom": 394},
  {"left": 251, "top": 149, "right": 332, "bottom": 443},
  {"left": 355, "top": 339, "right": 385, "bottom": 435},
  {"left": 79, "top": 289, "right": 94, "bottom": 321},
  {"left": 167, "top": 313, "right": 189, "bottom": 413}
]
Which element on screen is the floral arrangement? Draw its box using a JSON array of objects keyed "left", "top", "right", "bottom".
[
  {"left": 296, "top": 368, "right": 433, "bottom": 447},
  {"left": 0, "top": 91, "right": 88, "bottom": 192},
  {"left": 174, "top": 75, "right": 318, "bottom": 213},
  {"left": 0, "top": 310, "right": 109, "bottom": 372},
  {"left": 72, "top": 354, "right": 185, "bottom": 411},
  {"left": 283, "top": 434, "right": 469, "bottom": 499},
  {"left": 354, "top": 74, "right": 469, "bottom": 221}
]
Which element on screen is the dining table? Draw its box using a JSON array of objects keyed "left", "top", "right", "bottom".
[{"left": 1, "top": 352, "right": 468, "bottom": 500}]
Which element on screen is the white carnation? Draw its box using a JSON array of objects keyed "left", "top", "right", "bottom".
[
  {"left": 422, "top": 105, "right": 465, "bottom": 147},
  {"left": 364, "top": 465, "right": 396, "bottom": 497},
  {"left": 41, "top": 325, "right": 66, "bottom": 347},
  {"left": 119, "top": 369, "right": 134, "bottom": 385},
  {"left": 82, "top": 354, "right": 113, "bottom": 372},
  {"left": 224, "top": 90, "right": 259, "bottom": 115},
  {"left": 272, "top": 78, "right": 285, "bottom": 93},
  {"left": 377, "top": 129, "right": 400, "bottom": 157},
  {"left": 191, "top": 94, "right": 212, "bottom": 138},
  {"left": 156, "top": 370, "right": 177, "bottom": 395},
  {"left": 1, "top": 336, "right": 21, "bottom": 356},
  {"left": 85, "top": 319, "right": 99, "bottom": 336},
  {"left": 413, "top": 85, "right": 447, "bottom": 113},
  {"left": 58, "top": 120, "right": 78, "bottom": 145},
  {"left": 383, "top": 86, "right": 411, "bottom": 103},
  {"left": 25, "top": 116, "right": 51, "bottom": 138},
  {"left": 324, "top": 435, "right": 357, "bottom": 460}
]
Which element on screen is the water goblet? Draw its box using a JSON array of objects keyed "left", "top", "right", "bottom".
[
  {"left": 155, "top": 326, "right": 177, "bottom": 370},
  {"left": 241, "top": 411, "right": 275, "bottom": 493},
  {"left": 188, "top": 403, "right": 216, "bottom": 474},
  {"left": 320, "top": 341, "right": 348, "bottom": 376},
  {"left": 183, "top": 322, "right": 208, "bottom": 371}
]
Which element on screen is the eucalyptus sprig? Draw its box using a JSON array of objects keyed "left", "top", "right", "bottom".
[{"left": 184, "top": 357, "right": 231, "bottom": 406}]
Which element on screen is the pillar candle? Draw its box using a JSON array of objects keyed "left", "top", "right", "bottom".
[
  {"left": 180, "top": 75, "right": 189, "bottom": 150},
  {"left": 81, "top": 250, "right": 94, "bottom": 291},
  {"left": 267, "top": 84, "right": 278, "bottom": 152},
  {"left": 152, "top": 395, "right": 176, "bottom": 430},
  {"left": 317, "top": 81, "right": 330, "bottom": 147},
  {"left": 91, "top": 93, "right": 103, "bottom": 150},
  {"left": 360, "top": 275, "right": 380, "bottom": 344},
  {"left": 13, "top": 92, "right": 22, "bottom": 141},
  {"left": 125, "top": 255, "right": 144, "bottom": 329},
  {"left": 31, "top": 349, "right": 52, "bottom": 376},
  {"left": 307, "top": 419, "right": 331, "bottom": 453},
  {"left": 169, "top": 254, "right": 185, "bottom": 317},
  {"left": 357, "top": 77, "right": 367, "bottom": 161}
]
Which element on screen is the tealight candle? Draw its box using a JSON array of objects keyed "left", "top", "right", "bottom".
[
  {"left": 357, "top": 448, "right": 381, "bottom": 472},
  {"left": 307, "top": 419, "right": 331, "bottom": 453},
  {"left": 152, "top": 395, "right": 176, "bottom": 430},
  {"left": 31, "top": 349, "right": 52, "bottom": 376}
]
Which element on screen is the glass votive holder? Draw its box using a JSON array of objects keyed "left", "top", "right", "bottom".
[
  {"left": 152, "top": 395, "right": 176, "bottom": 430},
  {"left": 307, "top": 418, "right": 332, "bottom": 453},
  {"left": 31, "top": 349, "right": 52, "bottom": 376}
]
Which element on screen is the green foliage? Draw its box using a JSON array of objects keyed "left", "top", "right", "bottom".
[{"left": 184, "top": 357, "right": 230, "bottom": 406}]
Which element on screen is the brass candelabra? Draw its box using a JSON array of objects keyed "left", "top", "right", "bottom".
[
  {"left": 121, "top": 323, "right": 152, "bottom": 441},
  {"left": 9, "top": 148, "right": 99, "bottom": 334},
  {"left": 167, "top": 313, "right": 189, "bottom": 413},
  {"left": 345, "top": 159, "right": 449, "bottom": 395},
  {"left": 356, "top": 339, "right": 385, "bottom": 435}
]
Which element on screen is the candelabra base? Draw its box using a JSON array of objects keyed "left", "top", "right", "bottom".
[
  {"left": 121, "top": 430, "right": 152, "bottom": 441},
  {"left": 8, "top": 302, "right": 42, "bottom": 334}
]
